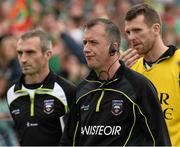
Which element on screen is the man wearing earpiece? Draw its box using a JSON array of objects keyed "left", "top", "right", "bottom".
[{"left": 60, "top": 18, "right": 171, "bottom": 146}]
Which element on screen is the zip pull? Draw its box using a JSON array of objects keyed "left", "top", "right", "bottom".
[{"left": 99, "top": 81, "right": 106, "bottom": 88}]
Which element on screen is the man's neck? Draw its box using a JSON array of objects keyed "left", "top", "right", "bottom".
[
  {"left": 97, "top": 61, "right": 120, "bottom": 81},
  {"left": 24, "top": 69, "right": 50, "bottom": 84},
  {"left": 144, "top": 38, "right": 168, "bottom": 62}
]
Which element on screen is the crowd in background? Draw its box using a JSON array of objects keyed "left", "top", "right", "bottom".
[{"left": 0, "top": 0, "right": 180, "bottom": 145}]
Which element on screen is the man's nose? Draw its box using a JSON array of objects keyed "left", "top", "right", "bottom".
[
  {"left": 20, "top": 53, "right": 27, "bottom": 63},
  {"left": 83, "top": 43, "right": 91, "bottom": 53},
  {"left": 128, "top": 32, "right": 136, "bottom": 41}
]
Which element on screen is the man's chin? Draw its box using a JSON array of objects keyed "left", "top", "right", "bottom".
[
  {"left": 137, "top": 51, "right": 144, "bottom": 56},
  {"left": 87, "top": 63, "right": 95, "bottom": 69},
  {"left": 135, "top": 48, "right": 144, "bottom": 55},
  {"left": 22, "top": 70, "right": 34, "bottom": 75},
  {"left": 87, "top": 65, "right": 94, "bottom": 69}
]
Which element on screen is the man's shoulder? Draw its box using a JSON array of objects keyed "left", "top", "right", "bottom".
[
  {"left": 54, "top": 74, "right": 76, "bottom": 88},
  {"left": 131, "top": 57, "right": 144, "bottom": 70},
  {"left": 7, "top": 77, "right": 21, "bottom": 91},
  {"left": 48, "top": 71, "right": 76, "bottom": 87},
  {"left": 124, "top": 65, "right": 153, "bottom": 87},
  {"left": 175, "top": 48, "right": 180, "bottom": 56},
  {"left": 76, "top": 79, "right": 87, "bottom": 89},
  {"left": 6, "top": 79, "right": 21, "bottom": 107}
]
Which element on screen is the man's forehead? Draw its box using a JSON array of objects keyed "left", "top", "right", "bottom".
[
  {"left": 18, "top": 36, "right": 40, "bottom": 43},
  {"left": 17, "top": 37, "right": 40, "bottom": 51},
  {"left": 85, "top": 23, "right": 106, "bottom": 32},
  {"left": 83, "top": 25, "right": 107, "bottom": 39},
  {"left": 125, "top": 15, "right": 145, "bottom": 25}
]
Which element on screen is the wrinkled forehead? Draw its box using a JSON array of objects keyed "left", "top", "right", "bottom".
[
  {"left": 18, "top": 36, "right": 40, "bottom": 43},
  {"left": 83, "top": 24, "right": 108, "bottom": 39},
  {"left": 17, "top": 37, "right": 41, "bottom": 51},
  {"left": 17, "top": 37, "right": 40, "bottom": 46},
  {"left": 125, "top": 15, "right": 148, "bottom": 29}
]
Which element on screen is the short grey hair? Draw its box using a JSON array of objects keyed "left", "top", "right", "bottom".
[{"left": 19, "top": 29, "right": 52, "bottom": 52}]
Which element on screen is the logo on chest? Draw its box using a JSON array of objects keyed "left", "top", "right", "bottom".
[
  {"left": 111, "top": 100, "right": 123, "bottom": 116},
  {"left": 81, "top": 104, "right": 90, "bottom": 111},
  {"left": 11, "top": 109, "right": 20, "bottom": 115},
  {"left": 43, "top": 99, "right": 54, "bottom": 114}
]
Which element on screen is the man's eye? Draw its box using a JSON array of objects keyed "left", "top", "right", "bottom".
[
  {"left": 90, "top": 41, "right": 97, "bottom": 45},
  {"left": 134, "top": 29, "right": 141, "bottom": 32},
  {"left": 27, "top": 51, "right": 34, "bottom": 54},
  {"left": 126, "top": 31, "right": 130, "bottom": 35},
  {"left": 17, "top": 51, "right": 22, "bottom": 56},
  {"left": 83, "top": 41, "right": 87, "bottom": 46}
]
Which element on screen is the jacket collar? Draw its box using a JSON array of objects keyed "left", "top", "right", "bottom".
[
  {"left": 143, "top": 45, "right": 177, "bottom": 66},
  {"left": 14, "top": 70, "right": 55, "bottom": 91},
  {"left": 86, "top": 61, "right": 125, "bottom": 83},
  {"left": 159, "top": 45, "right": 177, "bottom": 59}
]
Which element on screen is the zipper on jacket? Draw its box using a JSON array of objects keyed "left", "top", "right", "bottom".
[
  {"left": 20, "top": 86, "right": 36, "bottom": 117},
  {"left": 73, "top": 121, "right": 79, "bottom": 147},
  {"left": 29, "top": 92, "right": 35, "bottom": 116},
  {"left": 96, "top": 90, "right": 105, "bottom": 112}
]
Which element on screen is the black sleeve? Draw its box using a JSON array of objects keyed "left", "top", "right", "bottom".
[
  {"left": 57, "top": 76, "right": 76, "bottom": 108},
  {"left": 60, "top": 97, "right": 80, "bottom": 146},
  {"left": 137, "top": 79, "right": 171, "bottom": 146},
  {"left": 66, "top": 83, "right": 76, "bottom": 109}
]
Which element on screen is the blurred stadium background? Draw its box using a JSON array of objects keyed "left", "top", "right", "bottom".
[{"left": 0, "top": 0, "right": 179, "bottom": 145}]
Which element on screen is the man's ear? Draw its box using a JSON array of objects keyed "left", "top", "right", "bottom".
[
  {"left": 152, "top": 23, "right": 161, "bottom": 34},
  {"left": 45, "top": 50, "right": 52, "bottom": 60},
  {"left": 113, "top": 42, "right": 119, "bottom": 50}
]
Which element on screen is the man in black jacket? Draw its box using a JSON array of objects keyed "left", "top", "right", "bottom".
[
  {"left": 6, "top": 29, "right": 76, "bottom": 146},
  {"left": 60, "top": 18, "right": 171, "bottom": 146}
]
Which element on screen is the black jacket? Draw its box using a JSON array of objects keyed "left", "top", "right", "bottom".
[
  {"left": 6, "top": 71, "right": 76, "bottom": 146},
  {"left": 60, "top": 61, "right": 171, "bottom": 146}
]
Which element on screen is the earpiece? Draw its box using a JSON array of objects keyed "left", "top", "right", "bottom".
[{"left": 109, "top": 43, "right": 117, "bottom": 56}]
